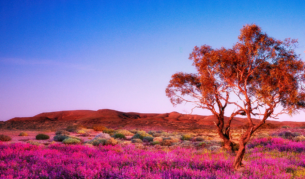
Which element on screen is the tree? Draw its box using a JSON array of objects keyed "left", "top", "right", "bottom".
[{"left": 166, "top": 24, "right": 305, "bottom": 170}]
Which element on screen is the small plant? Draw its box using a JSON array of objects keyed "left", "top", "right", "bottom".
[
  {"left": 36, "top": 134, "right": 49, "bottom": 140},
  {"left": 104, "top": 138, "right": 118, "bottom": 146},
  {"left": 55, "top": 130, "right": 70, "bottom": 135},
  {"left": 131, "top": 138, "right": 143, "bottom": 143},
  {"left": 53, "top": 135, "right": 69, "bottom": 142},
  {"left": 143, "top": 137, "right": 154, "bottom": 142},
  {"left": 0, "top": 134, "right": 11, "bottom": 141},
  {"left": 153, "top": 137, "right": 163, "bottom": 143},
  {"left": 282, "top": 125, "right": 291, "bottom": 129},
  {"left": 91, "top": 138, "right": 107, "bottom": 146},
  {"left": 132, "top": 131, "right": 153, "bottom": 140},
  {"left": 66, "top": 125, "right": 82, "bottom": 133},
  {"left": 196, "top": 136, "right": 204, "bottom": 141},
  {"left": 27, "top": 140, "right": 40, "bottom": 146},
  {"left": 92, "top": 125, "right": 107, "bottom": 131},
  {"left": 19, "top": 132, "right": 28, "bottom": 136},
  {"left": 151, "top": 141, "right": 160, "bottom": 145},
  {"left": 113, "top": 133, "right": 126, "bottom": 139},
  {"left": 62, "top": 137, "right": 81, "bottom": 144},
  {"left": 77, "top": 129, "right": 86, "bottom": 134},
  {"left": 94, "top": 132, "right": 111, "bottom": 139},
  {"left": 103, "top": 128, "right": 115, "bottom": 135},
  {"left": 129, "top": 129, "right": 138, "bottom": 134},
  {"left": 181, "top": 134, "right": 192, "bottom": 140},
  {"left": 115, "top": 129, "right": 134, "bottom": 136}
]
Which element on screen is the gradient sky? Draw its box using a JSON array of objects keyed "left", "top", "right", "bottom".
[{"left": 0, "top": 0, "right": 304, "bottom": 121}]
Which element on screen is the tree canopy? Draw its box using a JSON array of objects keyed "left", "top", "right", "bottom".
[{"left": 166, "top": 24, "right": 305, "bottom": 169}]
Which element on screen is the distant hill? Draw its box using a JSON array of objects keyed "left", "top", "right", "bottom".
[{"left": 0, "top": 109, "right": 304, "bottom": 131}]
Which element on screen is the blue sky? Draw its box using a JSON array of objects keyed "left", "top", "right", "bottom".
[{"left": 0, "top": 0, "right": 304, "bottom": 121}]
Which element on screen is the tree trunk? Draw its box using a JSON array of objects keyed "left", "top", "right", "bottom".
[
  {"left": 233, "top": 142, "right": 246, "bottom": 170},
  {"left": 223, "top": 138, "right": 233, "bottom": 152}
]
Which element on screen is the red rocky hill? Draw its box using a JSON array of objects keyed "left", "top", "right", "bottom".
[{"left": 1, "top": 109, "right": 304, "bottom": 131}]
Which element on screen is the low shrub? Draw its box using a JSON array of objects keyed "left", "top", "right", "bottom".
[
  {"left": 104, "top": 138, "right": 118, "bottom": 146},
  {"left": 66, "top": 125, "right": 82, "bottom": 133},
  {"left": 113, "top": 133, "right": 126, "bottom": 139},
  {"left": 294, "top": 135, "right": 305, "bottom": 142},
  {"left": 151, "top": 141, "right": 160, "bottom": 145},
  {"left": 132, "top": 131, "right": 153, "bottom": 140},
  {"left": 181, "top": 134, "right": 192, "bottom": 140},
  {"left": 132, "top": 138, "right": 143, "bottom": 143},
  {"left": 103, "top": 128, "right": 115, "bottom": 135},
  {"left": 19, "top": 132, "right": 28, "bottom": 136},
  {"left": 27, "top": 140, "right": 40, "bottom": 146},
  {"left": 62, "top": 138, "right": 81, "bottom": 144},
  {"left": 129, "top": 129, "right": 138, "bottom": 134},
  {"left": 77, "top": 129, "right": 87, "bottom": 134},
  {"left": 115, "top": 129, "right": 134, "bottom": 136},
  {"left": 94, "top": 132, "right": 111, "bottom": 139},
  {"left": 92, "top": 125, "right": 107, "bottom": 131},
  {"left": 153, "top": 137, "right": 163, "bottom": 143},
  {"left": 36, "top": 134, "right": 50, "bottom": 140},
  {"left": 196, "top": 136, "right": 205, "bottom": 141},
  {"left": 0, "top": 134, "right": 11, "bottom": 141},
  {"left": 53, "top": 135, "right": 69, "bottom": 142},
  {"left": 91, "top": 138, "right": 106, "bottom": 146},
  {"left": 55, "top": 130, "right": 70, "bottom": 135},
  {"left": 143, "top": 137, "right": 154, "bottom": 142}
]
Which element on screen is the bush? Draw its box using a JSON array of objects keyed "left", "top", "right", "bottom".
[
  {"left": 105, "top": 138, "right": 118, "bottom": 146},
  {"left": 19, "top": 132, "right": 28, "bottom": 136},
  {"left": 282, "top": 126, "right": 291, "bottom": 129},
  {"left": 115, "top": 129, "right": 134, "bottom": 136},
  {"left": 36, "top": 134, "right": 50, "bottom": 140},
  {"left": 131, "top": 138, "right": 143, "bottom": 143},
  {"left": 53, "top": 135, "right": 69, "bottom": 142},
  {"left": 153, "top": 137, "right": 163, "bottom": 143},
  {"left": 113, "top": 133, "right": 126, "bottom": 139},
  {"left": 294, "top": 135, "right": 305, "bottom": 142},
  {"left": 196, "top": 136, "right": 205, "bottom": 141},
  {"left": 103, "top": 128, "right": 115, "bottom": 135},
  {"left": 132, "top": 131, "right": 153, "bottom": 140},
  {"left": 181, "top": 134, "right": 192, "bottom": 140},
  {"left": 55, "top": 130, "right": 70, "bottom": 135},
  {"left": 91, "top": 138, "right": 107, "bottom": 146},
  {"left": 151, "top": 141, "right": 160, "bottom": 145},
  {"left": 94, "top": 132, "right": 111, "bottom": 139},
  {"left": 66, "top": 125, "right": 82, "bottom": 132},
  {"left": 27, "top": 140, "right": 40, "bottom": 146},
  {"left": 143, "top": 137, "right": 154, "bottom": 142},
  {"left": 77, "top": 129, "right": 87, "bottom": 134},
  {"left": 0, "top": 134, "right": 11, "bottom": 141},
  {"left": 92, "top": 125, "right": 107, "bottom": 131},
  {"left": 62, "top": 138, "right": 81, "bottom": 144},
  {"left": 129, "top": 129, "right": 138, "bottom": 134}
]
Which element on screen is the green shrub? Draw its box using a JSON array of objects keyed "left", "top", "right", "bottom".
[
  {"left": 143, "top": 136, "right": 154, "bottom": 142},
  {"left": 36, "top": 134, "right": 50, "bottom": 140},
  {"left": 66, "top": 125, "right": 82, "bottom": 132},
  {"left": 132, "top": 131, "right": 153, "bottom": 140},
  {"left": 0, "top": 134, "right": 11, "bottom": 141},
  {"left": 115, "top": 129, "right": 134, "bottom": 136},
  {"left": 129, "top": 129, "right": 138, "bottom": 134},
  {"left": 53, "top": 135, "right": 69, "bottom": 142},
  {"left": 55, "top": 130, "right": 70, "bottom": 135},
  {"left": 92, "top": 125, "right": 107, "bottom": 131},
  {"left": 282, "top": 125, "right": 291, "bottom": 129},
  {"left": 114, "top": 133, "right": 126, "bottom": 139},
  {"left": 62, "top": 137, "right": 81, "bottom": 144},
  {"left": 153, "top": 137, "right": 163, "bottom": 143},
  {"left": 103, "top": 128, "right": 115, "bottom": 135},
  {"left": 181, "top": 134, "right": 192, "bottom": 140},
  {"left": 104, "top": 138, "right": 118, "bottom": 145},
  {"left": 91, "top": 138, "right": 106, "bottom": 146},
  {"left": 19, "top": 132, "right": 28, "bottom": 136},
  {"left": 27, "top": 140, "right": 40, "bottom": 146},
  {"left": 131, "top": 138, "right": 143, "bottom": 143},
  {"left": 151, "top": 141, "right": 160, "bottom": 145}
]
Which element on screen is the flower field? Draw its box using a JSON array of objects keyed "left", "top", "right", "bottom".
[{"left": 1, "top": 128, "right": 305, "bottom": 178}]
